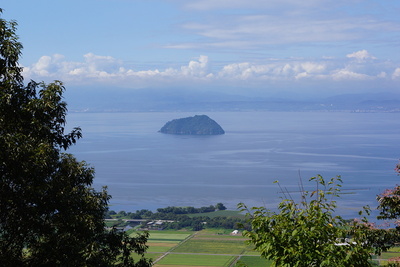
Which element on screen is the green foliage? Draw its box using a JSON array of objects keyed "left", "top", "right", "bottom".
[
  {"left": 369, "top": 163, "right": 400, "bottom": 259},
  {"left": 377, "top": 186, "right": 400, "bottom": 220},
  {"left": 216, "top": 202, "right": 227, "bottom": 210},
  {"left": 239, "top": 175, "right": 374, "bottom": 267},
  {"left": 188, "top": 209, "right": 242, "bottom": 218},
  {"left": 156, "top": 205, "right": 216, "bottom": 214},
  {"left": 0, "top": 10, "right": 150, "bottom": 266},
  {"left": 174, "top": 238, "right": 248, "bottom": 254}
]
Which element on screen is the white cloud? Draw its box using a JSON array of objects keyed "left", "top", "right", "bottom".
[
  {"left": 65, "top": 53, "right": 123, "bottom": 78},
  {"left": 22, "top": 51, "right": 399, "bottom": 92},
  {"left": 346, "top": 50, "right": 377, "bottom": 62},
  {"left": 219, "top": 62, "right": 260, "bottom": 79},
  {"left": 181, "top": 55, "right": 209, "bottom": 77},
  {"left": 393, "top": 68, "right": 400, "bottom": 79},
  {"left": 33, "top": 56, "right": 52, "bottom": 76},
  {"left": 331, "top": 69, "right": 372, "bottom": 81},
  {"left": 301, "top": 62, "right": 326, "bottom": 73},
  {"left": 24, "top": 54, "right": 66, "bottom": 77},
  {"left": 295, "top": 72, "right": 309, "bottom": 79},
  {"left": 377, "top": 72, "right": 387, "bottom": 78},
  {"left": 218, "top": 61, "right": 327, "bottom": 81},
  {"left": 23, "top": 54, "right": 215, "bottom": 87}
]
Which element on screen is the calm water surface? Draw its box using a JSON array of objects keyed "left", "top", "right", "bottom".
[{"left": 67, "top": 111, "right": 400, "bottom": 218}]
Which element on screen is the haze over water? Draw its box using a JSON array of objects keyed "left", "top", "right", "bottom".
[{"left": 68, "top": 111, "right": 400, "bottom": 218}]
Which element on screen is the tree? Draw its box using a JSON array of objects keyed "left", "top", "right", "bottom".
[
  {"left": 368, "top": 162, "right": 400, "bottom": 259},
  {"left": 0, "top": 9, "right": 151, "bottom": 266},
  {"left": 376, "top": 162, "right": 400, "bottom": 220},
  {"left": 239, "top": 175, "right": 374, "bottom": 267},
  {"left": 216, "top": 203, "right": 227, "bottom": 210}
]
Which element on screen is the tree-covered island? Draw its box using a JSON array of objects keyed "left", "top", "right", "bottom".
[{"left": 159, "top": 115, "right": 225, "bottom": 135}]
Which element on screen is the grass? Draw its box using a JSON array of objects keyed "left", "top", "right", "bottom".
[
  {"left": 132, "top": 230, "right": 192, "bottom": 243},
  {"left": 242, "top": 250, "right": 260, "bottom": 256},
  {"left": 155, "top": 254, "right": 236, "bottom": 266},
  {"left": 173, "top": 239, "right": 248, "bottom": 255},
  {"left": 133, "top": 229, "right": 398, "bottom": 266},
  {"left": 148, "top": 233, "right": 191, "bottom": 242},
  {"left": 378, "top": 251, "right": 400, "bottom": 260},
  {"left": 137, "top": 229, "right": 400, "bottom": 266},
  {"left": 147, "top": 243, "right": 176, "bottom": 253},
  {"left": 196, "top": 234, "right": 246, "bottom": 240},
  {"left": 235, "top": 256, "right": 272, "bottom": 266},
  {"left": 170, "top": 229, "right": 250, "bottom": 255},
  {"left": 188, "top": 210, "right": 244, "bottom": 218},
  {"left": 149, "top": 230, "right": 194, "bottom": 235},
  {"left": 143, "top": 231, "right": 192, "bottom": 254},
  {"left": 197, "top": 228, "right": 241, "bottom": 235},
  {"left": 132, "top": 228, "right": 257, "bottom": 266}
]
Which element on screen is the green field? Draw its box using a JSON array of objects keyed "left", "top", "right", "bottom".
[
  {"left": 129, "top": 229, "right": 397, "bottom": 266},
  {"left": 236, "top": 256, "right": 272, "bottom": 266},
  {"left": 173, "top": 239, "right": 248, "bottom": 255},
  {"left": 375, "top": 247, "right": 400, "bottom": 266},
  {"left": 139, "top": 229, "right": 260, "bottom": 267},
  {"left": 131, "top": 231, "right": 190, "bottom": 255},
  {"left": 156, "top": 254, "right": 236, "bottom": 266},
  {"left": 147, "top": 232, "right": 192, "bottom": 243}
]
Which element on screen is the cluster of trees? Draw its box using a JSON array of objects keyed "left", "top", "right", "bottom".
[
  {"left": 108, "top": 209, "right": 150, "bottom": 219},
  {"left": 109, "top": 214, "right": 247, "bottom": 232},
  {"left": 157, "top": 203, "right": 226, "bottom": 214},
  {"left": 0, "top": 10, "right": 151, "bottom": 266},
  {"left": 107, "top": 203, "right": 226, "bottom": 220}
]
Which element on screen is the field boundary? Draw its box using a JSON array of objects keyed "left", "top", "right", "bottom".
[
  {"left": 150, "top": 230, "right": 264, "bottom": 266},
  {"left": 153, "top": 232, "right": 198, "bottom": 264}
]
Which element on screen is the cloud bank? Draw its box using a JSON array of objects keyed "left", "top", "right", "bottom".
[{"left": 22, "top": 50, "right": 399, "bottom": 95}]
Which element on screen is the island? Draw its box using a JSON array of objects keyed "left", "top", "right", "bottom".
[{"left": 159, "top": 115, "right": 225, "bottom": 135}]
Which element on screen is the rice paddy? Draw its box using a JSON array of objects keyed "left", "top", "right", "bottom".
[
  {"left": 130, "top": 229, "right": 399, "bottom": 266},
  {"left": 130, "top": 229, "right": 268, "bottom": 266}
]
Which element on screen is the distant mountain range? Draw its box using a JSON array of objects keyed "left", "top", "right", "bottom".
[{"left": 65, "top": 87, "right": 400, "bottom": 112}]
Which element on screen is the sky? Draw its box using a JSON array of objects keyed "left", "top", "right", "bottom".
[{"left": 2, "top": 0, "right": 400, "bottom": 98}]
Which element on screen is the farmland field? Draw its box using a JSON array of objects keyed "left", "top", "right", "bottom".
[
  {"left": 147, "top": 231, "right": 192, "bottom": 243},
  {"left": 155, "top": 254, "right": 236, "bottom": 266},
  {"left": 236, "top": 256, "right": 272, "bottom": 266},
  {"left": 128, "top": 230, "right": 190, "bottom": 262},
  {"left": 128, "top": 229, "right": 400, "bottom": 266},
  {"left": 141, "top": 229, "right": 265, "bottom": 267},
  {"left": 172, "top": 239, "right": 247, "bottom": 254},
  {"left": 375, "top": 247, "right": 400, "bottom": 266}
]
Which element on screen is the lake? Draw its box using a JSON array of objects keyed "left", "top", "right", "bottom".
[{"left": 67, "top": 111, "right": 400, "bottom": 218}]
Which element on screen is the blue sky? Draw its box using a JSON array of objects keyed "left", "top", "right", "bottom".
[{"left": 2, "top": 0, "right": 400, "bottom": 97}]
